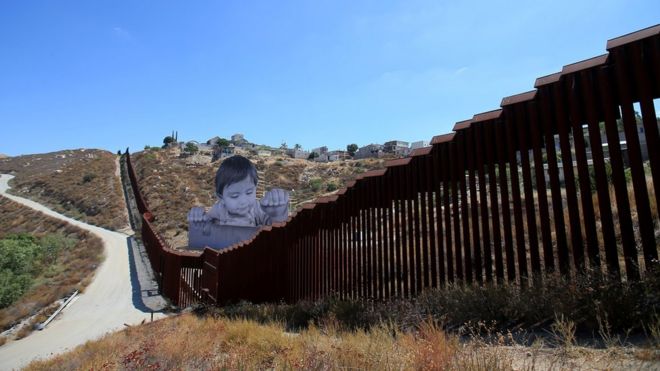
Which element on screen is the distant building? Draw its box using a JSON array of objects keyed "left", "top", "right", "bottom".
[
  {"left": 410, "top": 140, "right": 430, "bottom": 150},
  {"left": 355, "top": 144, "right": 384, "bottom": 159},
  {"left": 287, "top": 149, "right": 310, "bottom": 159},
  {"left": 231, "top": 133, "right": 247, "bottom": 146},
  {"left": 257, "top": 150, "right": 272, "bottom": 157},
  {"left": 327, "top": 150, "right": 347, "bottom": 161},
  {"left": 314, "top": 154, "right": 329, "bottom": 163},
  {"left": 311, "top": 146, "right": 328, "bottom": 155},
  {"left": 212, "top": 144, "right": 235, "bottom": 161},
  {"left": 383, "top": 140, "right": 410, "bottom": 157}
]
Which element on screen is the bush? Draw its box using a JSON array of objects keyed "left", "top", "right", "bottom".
[
  {"left": 203, "top": 267, "right": 660, "bottom": 338},
  {"left": 185, "top": 143, "right": 198, "bottom": 154},
  {"left": 0, "top": 234, "right": 40, "bottom": 308},
  {"left": 326, "top": 182, "right": 338, "bottom": 192},
  {"left": 82, "top": 173, "right": 96, "bottom": 183},
  {"left": 309, "top": 178, "right": 323, "bottom": 192},
  {"left": 0, "top": 233, "right": 76, "bottom": 308},
  {"left": 346, "top": 143, "right": 358, "bottom": 156}
]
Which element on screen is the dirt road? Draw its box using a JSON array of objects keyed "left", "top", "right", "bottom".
[{"left": 0, "top": 174, "right": 167, "bottom": 370}]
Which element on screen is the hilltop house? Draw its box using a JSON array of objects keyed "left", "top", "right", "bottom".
[
  {"left": 384, "top": 140, "right": 410, "bottom": 157},
  {"left": 231, "top": 133, "right": 248, "bottom": 145},
  {"left": 410, "top": 140, "right": 430, "bottom": 150},
  {"left": 212, "top": 144, "right": 235, "bottom": 162},
  {"left": 355, "top": 144, "right": 384, "bottom": 159},
  {"left": 327, "top": 150, "right": 347, "bottom": 161},
  {"left": 287, "top": 149, "right": 310, "bottom": 159},
  {"left": 311, "top": 146, "right": 328, "bottom": 155}
]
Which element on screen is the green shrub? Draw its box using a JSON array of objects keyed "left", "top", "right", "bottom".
[
  {"left": 0, "top": 234, "right": 39, "bottom": 308},
  {"left": 0, "top": 233, "right": 76, "bottom": 308},
  {"left": 185, "top": 143, "right": 198, "bottom": 154},
  {"left": 309, "top": 178, "right": 323, "bottom": 192}
]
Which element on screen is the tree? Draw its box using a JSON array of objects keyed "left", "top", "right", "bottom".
[
  {"left": 294, "top": 144, "right": 302, "bottom": 150},
  {"left": 346, "top": 143, "right": 358, "bottom": 156},
  {"left": 163, "top": 136, "right": 175, "bottom": 147},
  {"left": 308, "top": 152, "right": 319, "bottom": 160},
  {"left": 185, "top": 142, "right": 198, "bottom": 154},
  {"left": 217, "top": 138, "right": 230, "bottom": 148},
  {"left": 280, "top": 142, "right": 288, "bottom": 150}
]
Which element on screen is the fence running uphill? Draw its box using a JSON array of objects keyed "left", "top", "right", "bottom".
[{"left": 125, "top": 25, "right": 660, "bottom": 307}]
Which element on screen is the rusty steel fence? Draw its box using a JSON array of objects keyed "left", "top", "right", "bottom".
[
  {"left": 125, "top": 151, "right": 204, "bottom": 307},
  {"left": 126, "top": 25, "right": 659, "bottom": 306}
]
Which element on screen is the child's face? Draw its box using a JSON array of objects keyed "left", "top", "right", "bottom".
[{"left": 220, "top": 175, "right": 256, "bottom": 216}]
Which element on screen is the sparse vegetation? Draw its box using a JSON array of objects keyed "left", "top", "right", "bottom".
[
  {"left": 0, "top": 233, "right": 75, "bottom": 308},
  {"left": 23, "top": 307, "right": 659, "bottom": 370},
  {"left": 326, "top": 181, "right": 338, "bottom": 192},
  {"left": 0, "top": 149, "right": 128, "bottom": 230},
  {"left": 81, "top": 173, "right": 96, "bottom": 183},
  {"left": 198, "top": 268, "right": 659, "bottom": 344},
  {"left": 131, "top": 147, "right": 384, "bottom": 248},
  {"left": 24, "top": 313, "right": 494, "bottom": 370},
  {"left": 309, "top": 177, "right": 323, "bottom": 192},
  {"left": 0, "top": 196, "right": 103, "bottom": 339},
  {"left": 184, "top": 142, "right": 198, "bottom": 154}
]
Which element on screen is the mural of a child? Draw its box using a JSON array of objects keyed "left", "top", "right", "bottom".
[{"left": 188, "top": 155, "right": 289, "bottom": 229}]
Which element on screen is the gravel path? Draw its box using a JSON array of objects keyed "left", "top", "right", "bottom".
[{"left": 0, "top": 174, "right": 167, "bottom": 370}]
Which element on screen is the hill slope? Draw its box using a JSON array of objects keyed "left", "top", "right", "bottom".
[
  {"left": 0, "top": 196, "right": 103, "bottom": 339},
  {"left": 0, "top": 149, "right": 128, "bottom": 231},
  {"left": 132, "top": 148, "right": 385, "bottom": 249},
  {"left": 23, "top": 311, "right": 657, "bottom": 370}
]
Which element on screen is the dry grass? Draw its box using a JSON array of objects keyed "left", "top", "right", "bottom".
[
  {"left": 0, "top": 196, "right": 104, "bottom": 335},
  {"left": 132, "top": 147, "right": 385, "bottom": 248},
  {"left": 24, "top": 313, "right": 461, "bottom": 370},
  {"left": 0, "top": 149, "right": 128, "bottom": 230},
  {"left": 24, "top": 312, "right": 659, "bottom": 370}
]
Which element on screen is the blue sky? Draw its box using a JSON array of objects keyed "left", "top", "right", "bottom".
[{"left": 1, "top": 1, "right": 658, "bottom": 156}]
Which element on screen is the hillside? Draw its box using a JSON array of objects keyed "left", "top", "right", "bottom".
[
  {"left": 132, "top": 147, "right": 386, "bottom": 249},
  {"left": 0, "top": 149, "right": 128, "bottom": 231},
  {"left": 0, "top": 196, "right": 104, "bottom": 342},
  {"left": 24, "top": 311, "right": 657, "bottom": 370}
]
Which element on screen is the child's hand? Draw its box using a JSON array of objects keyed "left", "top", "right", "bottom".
[
  {"left": 187, "top": 206, "right": 209, "bottom": 224},
  {"left": 260, "top": 189, "right": 289, "bottom": 221}
]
